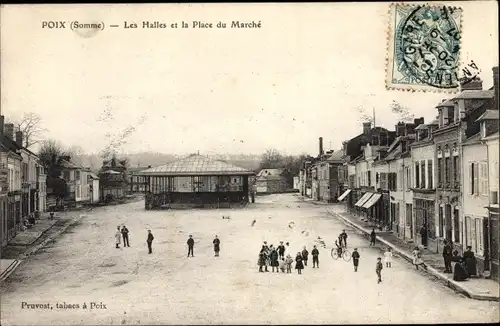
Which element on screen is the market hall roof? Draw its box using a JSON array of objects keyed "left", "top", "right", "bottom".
[{"left": 136, "top": 154, "right": 255, "bottom": 176}]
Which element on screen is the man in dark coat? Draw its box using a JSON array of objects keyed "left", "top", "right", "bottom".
[
  {"left": 301, "top": 246, "right": 309, "bottom": 266},
  {"left": 277, "top": 241, "right": 286, "bottom": 260},
  {"left": 187, "top": 235, "right": 195, "bottom": 257},
  {"left": 370, "top": 229, "right": 376, "bottom": 246},
  {"left": 442, "top": 240, "right": 453, "bottom": 273},
  {"left": 311, "top": 245, "right": 319, "bottom": 268},
  {"left": 352, "top": 248, "right": 360, "bottom": 272},
  {"left": 147, "top": 230, "right": 154, "bottom": 254},
  {"left": 340, "top": 230, "right": 348, "bottom": 248},
  {"left": 213, "top": 235, "right": 220, "bottom": 257},
  {"left": 121, "top": 225, "right": 130, "bottom": 247}
]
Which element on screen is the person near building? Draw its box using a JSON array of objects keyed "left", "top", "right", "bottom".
[
  {"left": 121, "top": 225, "right": 130, "bottom": 247},
  {"left": 463, "top": 246, "right": 477, "bottom": 277},
  {"left": 442, "top": 240, "right": 453, "bottom": 273},
  {"left": 412, "top": 247, "right": 428, "bottom": 271},
  {"left": 147, "top": 229, "right": 154, "bottom": 254},
  {"left": 311, "top": 245, "right": 320, "bottom": 268},
  {"left": 213, "top": 235, "right": 220, "bottom": 257},
  {"left": 187, "top": 235, "right": 195, "bottom": 257},
  {"left": 453, "top": 257, "right": 469, "bottom": 281},
  {"left": 301, "top": 246, "right": 309, "bottom": 267},
  {"left": 352, "top": 248, "right": 360, "bottom": 272},
  {"left": 370, "top": 229, "right": 376, "bottom": 246},
  {"left": 420, "top": 226, "right": 428, "bottom": 248}
]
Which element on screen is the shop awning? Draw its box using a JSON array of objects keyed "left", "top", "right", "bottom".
[
  {"left": 362, "top": 193, "right": 382, "bottom": 209},
  {"left": 337, "top": 189, "right": 352, "bottom": 201},
  {"left": 355, "top": 192, "right": 373, "bottom": 207}
]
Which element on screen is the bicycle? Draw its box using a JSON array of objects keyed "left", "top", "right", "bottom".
[{"left": 331, "top": 247, "right": 351, "bottom": 262}]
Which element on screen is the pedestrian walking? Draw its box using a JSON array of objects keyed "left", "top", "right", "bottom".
[
  {"left": 258, "top": 246, "right": 268, "bottom": 272},
  {"left": 121, "top": 225, "right": 130, "bottom": 247},
  {"left": 187, "top": 235, "right": 195, "bottom": 257},
  {"left": 384, "top": 247, "right": 393, "bottom": 268},
  {"left": 301, "top": 246, "right": 309, "bottom": 267},
  {"left": 277, "top": 241, "right": 286, "bottom": 260},
  {"left": 352, "top": 248, "right": 360, "bottom": 272},
  {"left": 270, "top": 247, "right": 279, "bottom": 272},
  {"left": 412, "top": 247, "right": 428, "bottom": 271},
  {"left": 376, "top": 257, "right": 383, "bottom": 283},
  {"left": 147, "top": 229, "right": 154, "bottom": 254},
  {"left": 442, "top": 240, "right": 453, "bottom": 273},
  {"left": 311, "top": 245, "right": 319, "bottom": 268},
  {"left": 295, "top": 252, "right": 304, "bottom": 275},
  {"left": 213, "top": 235, "right": 220, "bottom": 257},
  {"left": 285, "top": 254, "right": 293, "bottom": 273},
  {"left": 340, "top": 229, "right": 348, "bottom": 248},
  {"left": 370, "top": 228, "right": 376, "bottom": 246},
  {"left": 115, "top": 226, "right": 121, "bottom": 249}
]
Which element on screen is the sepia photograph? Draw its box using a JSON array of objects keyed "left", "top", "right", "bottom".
[{"left": 0, "top": 2, "right": 499, "bottom": 325}]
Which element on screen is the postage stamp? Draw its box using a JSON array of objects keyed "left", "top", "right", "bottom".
[{"left": 386, "top": 3, "right": 463, "bottom": 92}]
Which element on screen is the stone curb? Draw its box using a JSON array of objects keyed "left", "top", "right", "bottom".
[
  {"left": 326, "top": 207, "right": 499, "bottom": 302},
  {"left": 0, "top": 214, "right": 88, "bottom": 283}
]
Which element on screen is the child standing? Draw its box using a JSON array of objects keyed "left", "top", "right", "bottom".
[
  {"left": 295, "top": 252, "right": 304, "bottom": 275},
  {"left": 412, "top": 247, "right": 428, "bottom": 271},
  {"left": 384, "top": 247, "right": 393, "bottom": 268},
  {"left": 376, "top": 257, "right": 383, "bottom": 284},
  {"left": 301, "top": 246, "right": 309, "bottom": 267},
  {"left": 351, "top": 248, "right": 360, "bottom": 272},
  {"left": 285, "top": 254, "right": 293, "bottom": 273}
]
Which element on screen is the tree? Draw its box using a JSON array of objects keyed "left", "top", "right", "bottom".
[
  {"left": 38, "top": 139, "right": 71, "bottom": 203},
  {"left": 355, "top": 105, "right": 374, "bottom": 124},
  {"left": 259, "top": 149, "right": 284, "bottom": 169},
  {"left": 390, "top": 100, "right": 415, "bottom": 123},
  {"left": 10, "top": 112, "right": 47, "bottom": 149}
]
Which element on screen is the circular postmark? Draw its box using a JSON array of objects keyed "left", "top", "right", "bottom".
[{"left": 397, "top": 5, "right": 462, "bottom": 89}]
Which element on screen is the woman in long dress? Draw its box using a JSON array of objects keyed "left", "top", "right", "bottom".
[
  {"left": 453, "top": 258, "right": 469, "bottom": 281},
  {"left": 115, "top": 226, "right": 121, "bottom": 248},
  {"left": 463, "top": 246, "right": 477, "bottom": 277},
  {"left": 258, "top": 246, "right": 268, "bottom": 272}
]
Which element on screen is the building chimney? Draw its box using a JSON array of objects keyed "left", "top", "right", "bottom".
[
  {"left": 4, "top": 123, "right": 14, "bottom": 140},
  {"left": 414, "top": 117, "right": 424, "bottom": 126},
  {"left": 493, "top": 66, "right": 499, "bottom": 110},
  {"left": 0, "top": 115, "right": 4, "bottom": 135},
  {"left": 319, "top": 137, "right": 324, "bottom": 157},
  {"left": 362, "top": 122, "right": 371, "bottom": 134},
  {"left": 15, "top": 131, "right": 23, "bottom": 147},
  {"left": 395, "top": 122, "right": 406, "bottom": 137},
  {"left": 460, "top": 76, "right": 483, "bottom": 91}
]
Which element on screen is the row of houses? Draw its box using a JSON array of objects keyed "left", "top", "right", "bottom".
[
  {"left": 1, "top": 116, "right": 47, "bottom": 247},
  {"left": 300, "top": 67, "right": 499, "bottom": 281}
]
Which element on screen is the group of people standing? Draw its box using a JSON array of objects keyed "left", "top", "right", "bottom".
[
  {"left": 442, "top": 239, "right": 478, "bottom": 281},
  {"left": 115, "top": 225, "right": 130, "bottom": 248},
  {"left": 257, "top": 241, "right": 320, "bottom": 274}
]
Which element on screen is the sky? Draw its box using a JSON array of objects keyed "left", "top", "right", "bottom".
[{"left": 1, "top": 2, "right": 498, "bottom": 157}]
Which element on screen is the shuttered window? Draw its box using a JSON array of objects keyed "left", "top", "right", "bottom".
[{"left": 480, "top": 161, "right": 488, "bottom": 196}]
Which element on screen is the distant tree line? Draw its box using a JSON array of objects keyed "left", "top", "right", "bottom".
[{"left": 259, "top": 149, "right": 308, "bottom": 175}]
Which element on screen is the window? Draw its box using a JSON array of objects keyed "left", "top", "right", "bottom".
[
  {"left": 75, "top": 171, "right": 81, "bottom": 181},
  {"left": 445, "top": 157, "right": 450, "bottom": 185},
  {"left": 421, "top": 160, "right": 426, "bottom": 188},
  {"left": 368, "top": 171, "right": 371, "bottom": 187},
  {"left": 469, "top": 162, "right": 479, "bottom": 195},
  {"left": 427, "top": 160, "right": 433, "bottom": 189},
  {"left": 376, "top": 172, "right": 379, "bottom": 184},
  {"left": 480, "top": 162, "right": 488, "bottom": 196},
  {"left": 415, "top": 162, "right": 420, "bottom": 188},
  {"left": 406, "top": 167, "right": 411, "bottom": 189},
  {"left": 63, "top": 170, "right": 70, "bottom": 181},
  {"left": 437, "top": 158, "right": 442, "bottom": 185},
  {"left": 438, "top": 206, "right": 444, "bottom": 237},
  {"left": 453, "top": 156, "right": 459, "bottom": 185}
]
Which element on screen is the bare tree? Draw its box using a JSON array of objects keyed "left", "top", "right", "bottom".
[
  {"left": 390, "top": 100, "right": 415, "bottom": 123},
  {"left": 260, "top": 148, "right": 284, "bottom": 169},
  {"left": 355, "top": 105, "right": 374, "bottom": 124},
  {"left": 11, "top": 112, "right": 47, "bottom": 149}
]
